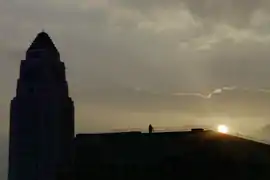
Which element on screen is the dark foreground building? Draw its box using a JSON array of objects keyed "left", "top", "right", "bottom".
[
  {"left": 74, "top": 130, "right": 270, "bottom": 180},
  {"left": 8, "top": 32, "right": 270, "bottom": 180}
]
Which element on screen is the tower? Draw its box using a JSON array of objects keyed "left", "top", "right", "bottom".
[{"left": 8, "top": 32, "right": 74, "bottom": 180}]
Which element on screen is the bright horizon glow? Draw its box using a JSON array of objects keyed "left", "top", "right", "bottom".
[{"left": 217, "top": 124, "right": 229, "bottom": 134}]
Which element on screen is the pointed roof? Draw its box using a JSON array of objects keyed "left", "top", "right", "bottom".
[{"left": 27, "top": 32, "right": 59, "bottom": 55}]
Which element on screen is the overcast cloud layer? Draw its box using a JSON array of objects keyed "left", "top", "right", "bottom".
[{"left": 2, "top": 0, "right": 270, "bottom": 178}]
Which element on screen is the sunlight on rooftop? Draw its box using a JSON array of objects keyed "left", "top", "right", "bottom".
[{"left": 217, "top": 124, "right": 229, "bottom": 134}]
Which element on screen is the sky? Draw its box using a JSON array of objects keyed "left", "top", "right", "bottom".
[{"left": 2, "top": 0, "right": 270, "bottom": 178}]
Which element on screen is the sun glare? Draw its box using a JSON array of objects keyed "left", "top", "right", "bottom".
[{"left": 217, "top": 125, "right": 229, "bottom": 134}]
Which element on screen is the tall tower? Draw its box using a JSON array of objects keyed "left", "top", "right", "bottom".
[{"left": 8, "top": 32, "right": 74, "bottom": 180}]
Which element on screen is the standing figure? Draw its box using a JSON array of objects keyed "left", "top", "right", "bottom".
[{"left": 149, "top": 124, "right": 154, "bottom": 134}]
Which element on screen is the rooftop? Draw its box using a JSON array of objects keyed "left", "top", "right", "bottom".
[{"left": 69, "top": 129, "right": 270, "bottom": 180}]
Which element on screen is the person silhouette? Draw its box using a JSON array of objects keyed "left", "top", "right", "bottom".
[{"left": 149, "top": 124, "right": 154, "bottom": 134}]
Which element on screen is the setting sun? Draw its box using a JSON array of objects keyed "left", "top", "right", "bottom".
[{"left": 217, "top": 125, "right": 229, "bottom": 134}]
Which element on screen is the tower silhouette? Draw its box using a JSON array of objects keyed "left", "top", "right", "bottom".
[{"left": 8, "top": 32, "right": 74, "bottom": 180}]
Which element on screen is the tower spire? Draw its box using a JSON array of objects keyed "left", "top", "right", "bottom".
[{"left": 26, "top": 32, "right": 59, "bottom": 58}]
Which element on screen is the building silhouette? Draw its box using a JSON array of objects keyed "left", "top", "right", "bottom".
[
  {"left": 8, "top": 32, "right": 74, "bottom": 180},
  {"left": 8, "top": 32, "right": 270, "bottom": 180}
]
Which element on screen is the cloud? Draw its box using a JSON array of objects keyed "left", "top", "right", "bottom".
[{"left": 172, "top": 86, "right": 235, "bottom": 99}]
